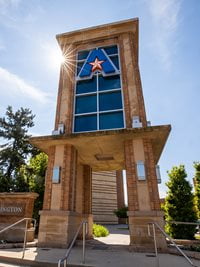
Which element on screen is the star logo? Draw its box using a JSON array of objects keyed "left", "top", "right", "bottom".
[
  {"left": 89, "top": 57, "right": 104, "bottom": 72},
  {"left": 78, "top": 48, "right": 118, "bottom": 79}
]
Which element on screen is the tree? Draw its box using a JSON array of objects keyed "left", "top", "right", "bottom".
[
  {"left": 194, "top": 162, "right": 200, "bottom": 218},
  {"left": 20, "top": 152, "right": 48, "bottom": 222},
  {"left": 0, "top": 106, "right": 35, "bottom": 191},
  {"left": 164, "top": 165, "right": 197, "bottom": 239}
]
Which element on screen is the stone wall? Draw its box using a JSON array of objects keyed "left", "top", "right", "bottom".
[{"left": 0, "top": 192, "right": 38, "bottom": 242}]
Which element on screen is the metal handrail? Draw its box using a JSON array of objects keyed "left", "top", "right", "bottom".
[
  {"left": 0, "top": 217, "right": 36, "bottom": 259},
  {"left": 58, "top": 220, "right": 87, "bottom": 267},
  {"left": 148, "top": 222, "right": 199, "bottom": 267}
]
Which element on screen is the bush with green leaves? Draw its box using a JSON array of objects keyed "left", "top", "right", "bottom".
[
  {"left": 163, "top": 165, "right": 197, "bottom": 239},
  {"left": 93, "top": 224, "right": 109, "bottom": 237},
  {"left": 114, "top": 206, "right": 128, "bottom": 218}
]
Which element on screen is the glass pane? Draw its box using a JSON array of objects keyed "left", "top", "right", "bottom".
[
  {"left": 99, "top": 111, "right": 124, "bottom": 130},
  {"left": 78, "top": 50, "right": 89, "bottom": 60},
  {"left": 76, "top": 76, "right": 97, "bottom": 94},
  {"left": 99, "top": 91, "right": 122, "bottom": 111},
  {"left": 99, "top": 75, "right": 121, "bottom": 91},
  {"left": 77, "top": 62, "right": 84, "bottom": 75},
  {"left": 102, "top": 45, "right": 118, "bottom": 55},
  {"left": 110, "top": 55, "right": 119, "bottom": 69},
  {"left": 75, "top": 95, "right": 97, "bottom": 114},
  {"left": 74, "top": 115, "right": 97, "bottom": 132}
]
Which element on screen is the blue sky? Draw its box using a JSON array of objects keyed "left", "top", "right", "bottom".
[{"left": 0, "top": 0, "right": 199, "bottom": 197}]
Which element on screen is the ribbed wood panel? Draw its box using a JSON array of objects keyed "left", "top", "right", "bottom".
[{"left": 92, "top": 171, "right": 118, "bottom": 224}]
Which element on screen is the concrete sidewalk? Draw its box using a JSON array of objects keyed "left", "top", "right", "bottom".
[
  {"left": 0, "top": 246, "right": 200, "bottom": 267},
  {"left": 0, "top": 225, "right": 200, "bottom": 266}
]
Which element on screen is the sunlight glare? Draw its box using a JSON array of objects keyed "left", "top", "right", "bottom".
[
  {"left": 43, "top": 43, "right": 76, "bottom": 76},
  {"left": 50, "top": 48, "right": 66, "bottom": 68}
]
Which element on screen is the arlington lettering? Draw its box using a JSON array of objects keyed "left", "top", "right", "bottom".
[{"left": 0, "top": 206, "right": 23, "bottom": 213}]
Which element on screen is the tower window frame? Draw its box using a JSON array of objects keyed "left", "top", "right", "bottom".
[{"left": 73, "top": 45, "right": 125, "bottom": 133}]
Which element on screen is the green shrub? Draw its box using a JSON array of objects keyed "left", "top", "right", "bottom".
[
  {"left": 164, "top": 165, "right": 197, "bottom": 239},
  {"left": 114, "top": 206, "right": 128, "bottom": 218},
  {"left": 93, "top": 224, "right": 109, "bottom": 237}
]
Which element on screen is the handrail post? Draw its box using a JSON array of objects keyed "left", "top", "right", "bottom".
[
  {"left": 152, "top": 223, "right": 159, "bottom": 267},
  {"left": 150, "top": 221, "right": 197, "bottom": 267},
  {"left": 57, "top": 220, "right": 88, "bottom": 266},
  {"left": 83, "top": 222, "right": 86, "bottom": 264},
  {"left": 22, "top": 218, "right": 29, "bottom": 259}
]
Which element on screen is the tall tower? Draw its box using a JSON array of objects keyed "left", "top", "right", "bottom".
[{"left": 31, "top": 18, "right": 171, "bottom": 250}]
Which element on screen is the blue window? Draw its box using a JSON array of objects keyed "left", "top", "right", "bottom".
[
  {"left": 78, "top": 50, "right": 89, "bottom": 60},
  {"left": 74, "top": 115, "right": 97, "bottom": 132},
  {"left": 75, "top": 95, "right": 97, "bottom": 114},
  {"left": 74, "top": 45, "right": 124, "bottom": 133},
  {"left": 76, "top": 76, "right": 96, "bottom": 94},
  {"left": 102, "top": 45, "right": 118, "bottom": 55},
  {"left": 99, "top": 112, "right": 124, "bottom": 130},
  {"left": 99, "top": 75, "right": 121, "bottom": 91},
  {"left": 110, "top": 56, "right": 119, "bottom": 69},
  {"left": 99, "top": 91, "right": 122, "bottom": 111}
]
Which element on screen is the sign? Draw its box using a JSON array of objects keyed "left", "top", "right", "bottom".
[
  {"left": 0, "top": 204, "right": 25, "bottom": 216},
  {"left": 78, "top": 48, "right": 119, "bottom": 80}
]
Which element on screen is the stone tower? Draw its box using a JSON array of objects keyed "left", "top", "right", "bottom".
[{"left": 30, "top": 18, "right": 171, "bottom": 250}]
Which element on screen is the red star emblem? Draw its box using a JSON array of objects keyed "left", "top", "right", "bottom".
[{"left": 89, "top": 57, "right": 104, "bottom": 72}]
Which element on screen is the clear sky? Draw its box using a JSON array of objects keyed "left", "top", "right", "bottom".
[{"left": 0, "top": 0, "right": 199, "bottom": 197}]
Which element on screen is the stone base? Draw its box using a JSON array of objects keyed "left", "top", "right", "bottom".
[
  {"left": 128, "top": 211, "right": 168, "bottom": 252},
  {"left": 38, "top": 210, "right": 93, "bottom": 248},
  {"left": 0, "top": 226, "right": 35, "bottom": 242}
]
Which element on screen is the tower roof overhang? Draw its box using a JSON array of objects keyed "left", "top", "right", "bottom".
[
  {"left": 30, "top": 125, "right": 171, "bottom": 171},
  {"left": 56, "top": 18, "right": 139, "bottom": 63}
]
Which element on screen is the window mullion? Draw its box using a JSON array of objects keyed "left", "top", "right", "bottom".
[{"left": 97, "top": 73, "right": 99, "bottom": 130}]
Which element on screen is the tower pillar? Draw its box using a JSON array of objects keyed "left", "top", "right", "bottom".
[
  {"left": 38, "top": 145, "right": 93, "bottom": 247},
  {"left": 124, "top": 139, "right": 167, "bottom": 251}
]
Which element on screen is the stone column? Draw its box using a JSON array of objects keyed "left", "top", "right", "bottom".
[
  {"left": 38, "top": 144, "right": 84, "bottom": 248},
  {"left": 124, "top": 139, "right": 167, "bottom": 252}
]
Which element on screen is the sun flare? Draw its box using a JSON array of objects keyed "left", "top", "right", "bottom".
[
  {"left": 50, "top": 48, "right": 66, "bottom": 68},
  {"left": 44, "top": 43, "right": 76, "bottom": 76}
]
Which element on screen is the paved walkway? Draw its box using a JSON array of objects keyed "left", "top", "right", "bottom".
[
  {"left": 0, "top": 246, "right": 200, "bottom": 267},
  {"left": 0, "top": 225, "right": 200, "bottom": 266},
  {"left": 94, "top": 224, "right": 130, "bottom": 245}
]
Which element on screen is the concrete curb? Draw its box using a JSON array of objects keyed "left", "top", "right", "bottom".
[
  {"left": 0, "top": 241, "right": 37, "bottom": 249},
  {"left": 0, "top": 256, "right": 93, "bottom": 267}
]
